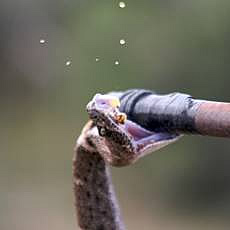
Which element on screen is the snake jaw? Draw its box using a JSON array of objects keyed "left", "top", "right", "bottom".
[
  {"left": 86, "top": 93, "right": 182, "bottom": 166},
  {"left": 87, "top": 93, "right": 181, "bottom": 142}
]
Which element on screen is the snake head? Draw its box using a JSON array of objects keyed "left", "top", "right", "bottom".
[
  {"left": 86, "top": 93, "right": 182, "bottom": 166},
  {"left": 87, "top": 94, "right": 126, "bottom": 130}
]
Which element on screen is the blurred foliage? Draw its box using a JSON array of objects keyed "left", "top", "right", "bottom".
[{"left": 1, "top": 0, "right": 230, "bottom": 229}]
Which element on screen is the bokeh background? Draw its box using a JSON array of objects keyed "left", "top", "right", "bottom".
[{"left": 1, "top": 0, "right": 230, "bottom": 229}]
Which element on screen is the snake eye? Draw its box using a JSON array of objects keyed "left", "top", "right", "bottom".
[{"left": 98, "top": 127, "right": 106, "bottom": 137}]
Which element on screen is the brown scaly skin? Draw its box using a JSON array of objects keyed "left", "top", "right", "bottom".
[
  {"left": 73, "top": 94, "right": 181, "bottom": 230},
  {"left": 73, "top": 122, "right": 125, "bottom": 230}
]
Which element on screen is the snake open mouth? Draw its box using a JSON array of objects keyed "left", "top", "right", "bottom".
[
  {"left": 87, "top": 93, "right": 179, "bottom": 143},
  {"left": 120, "top": 119, "right": 178, "bottom": 142}
]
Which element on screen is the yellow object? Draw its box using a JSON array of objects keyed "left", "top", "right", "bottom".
[
  {"left": 115, "top": 113, "right": 127, "bottom": 124},
  {"left": 109, "top": 97, "right": 121, "bottom": 108}
]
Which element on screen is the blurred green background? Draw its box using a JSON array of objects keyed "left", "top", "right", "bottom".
[{"left": 1, "top": 0, "right": 230, "bottom": 229}]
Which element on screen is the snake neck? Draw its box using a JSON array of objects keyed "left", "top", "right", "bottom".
[{"left": 73, "top": 144, "right": 125, "bottom": 230}]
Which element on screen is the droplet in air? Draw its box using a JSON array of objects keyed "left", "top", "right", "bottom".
[
  {"left": 39, "top": 39, "right": 46, "bottom": 44},
  {"left": 119, "top": 2, "right": 126, "bottom": 8},
  {"left": 119, "top": 39, "right": 126, "bottom": 45},
  {"left": 115, "top": 60, "right": 120, "bottom": 65},
  {"left": 65, "top": 60, "right": 71, "bottom": 66},
  {"left": 95, "top": 57, "right": 100, "bottom": 62}
]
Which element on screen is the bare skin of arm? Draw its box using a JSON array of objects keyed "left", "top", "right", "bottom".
[{"left": 73, "top": 94, "right": 181, "bottom": 230}]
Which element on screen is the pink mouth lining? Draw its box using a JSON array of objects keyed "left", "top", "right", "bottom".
[
  {"left": 122, "top": 120, "right": 154, "bottom": 141},
  {"left": 120, "top": 119, "right": 178, "bottom": 143}
]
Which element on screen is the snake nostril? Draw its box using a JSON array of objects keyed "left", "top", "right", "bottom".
[{"left": 92, "top": 114, "right": 97, "bottom": 119}]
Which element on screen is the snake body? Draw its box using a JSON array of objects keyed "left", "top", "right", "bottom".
[{"left": 73, "top": 121, "right": 125, "bottom": 230}]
